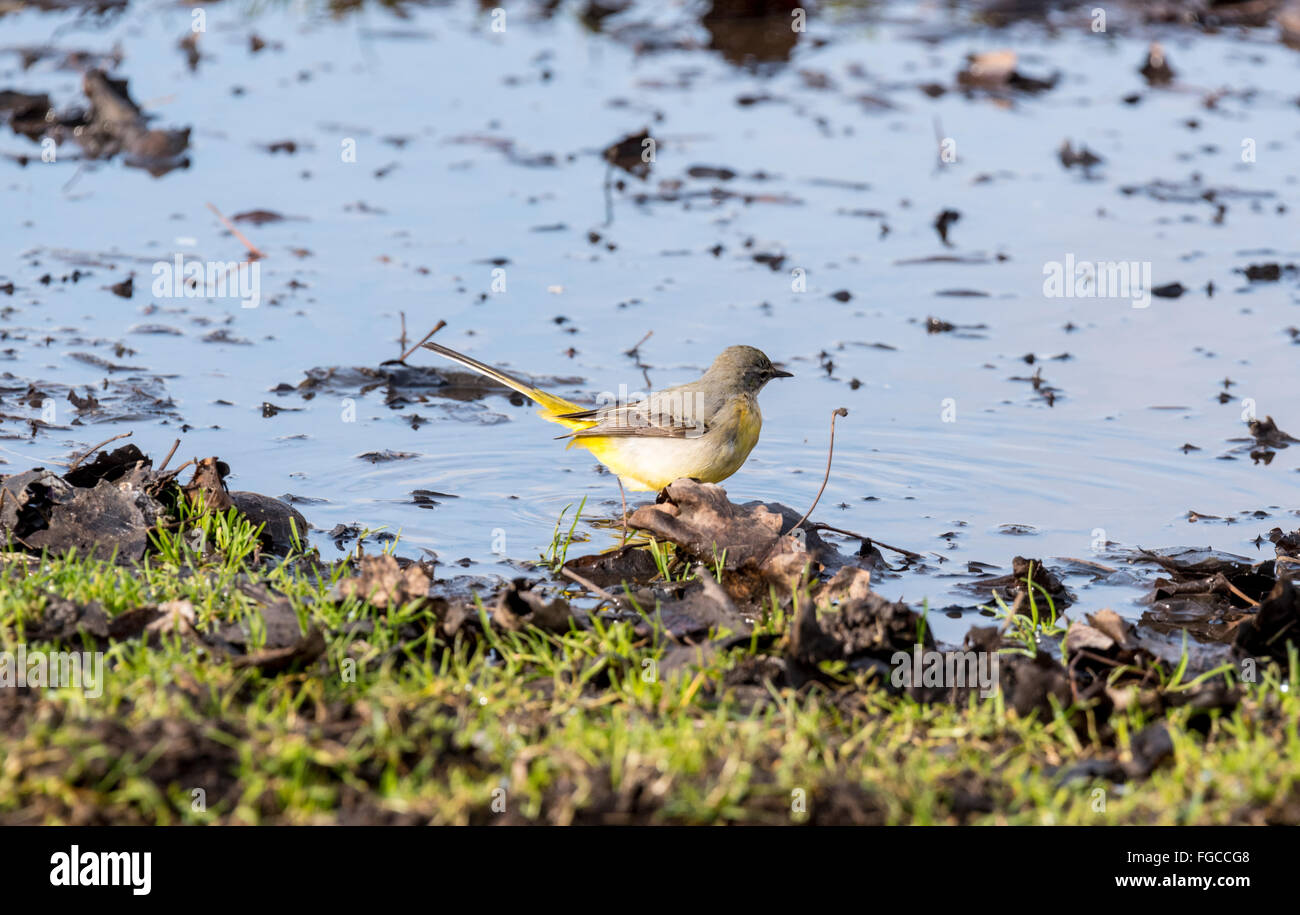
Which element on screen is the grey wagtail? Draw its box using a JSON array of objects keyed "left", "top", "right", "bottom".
[{"left": 422, "top": 342, "right": 792, "bottom": 493}]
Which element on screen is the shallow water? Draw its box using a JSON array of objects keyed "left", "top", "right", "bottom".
[{"left": 2, "top": 0, "right": 1298, "bottom": 640}]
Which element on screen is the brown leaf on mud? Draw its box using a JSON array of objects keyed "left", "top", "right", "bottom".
[
  {"left": 494, "top": 578, "right": 577, "bottom": 634},
  {"left": 1065, "top": 609, "right": 1161, "bottom": 694},
  {"left": 335, "top": 554, "right": 431, "bottom": 609},
  {"left": 1065, "top": 616, "right": 1120, "bottom": 655},
  {"left": 627, "top": 479, "right": 837, "bottom": 601},
  {"left": 182, "top": 457, "right": 232, "bottom": 512}
]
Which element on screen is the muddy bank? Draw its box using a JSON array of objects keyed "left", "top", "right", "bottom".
[{"left": 5, "top": 440, "right": 1295, "bottom": 720}]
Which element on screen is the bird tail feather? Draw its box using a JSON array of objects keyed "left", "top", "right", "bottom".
[{"left": 422, "top": 341, "right": 588, "bottom": 429}]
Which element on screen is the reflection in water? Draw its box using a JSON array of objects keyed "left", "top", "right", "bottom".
[{"left": 701, "top": 0, "right": 803, "bottom": 68}]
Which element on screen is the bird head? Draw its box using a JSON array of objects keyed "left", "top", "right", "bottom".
[{"left": 705, "top": 345, "right": 794, "bottom": 394}]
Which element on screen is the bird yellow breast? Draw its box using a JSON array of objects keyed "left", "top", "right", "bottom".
[
  {"left": 574, "top": 396, "right": 762, "bottom": 491},
  {"left": 733, "top": 398, "right": 761, "bottom": 450}
]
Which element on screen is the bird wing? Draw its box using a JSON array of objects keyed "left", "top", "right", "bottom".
[
  {"left": 556, "top": 384, "right": 714, "bottom": 441},
  {"left": 421, "top": 341, "right": 590, "bottom": 430}
]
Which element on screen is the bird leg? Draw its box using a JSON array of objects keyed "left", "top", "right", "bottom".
[{"left": 617, "top": 476, "right": 629, "bottom": 547}]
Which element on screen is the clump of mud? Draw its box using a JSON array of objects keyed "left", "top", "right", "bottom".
[{"left": 1, "top": 443, "right": 305, "bottom": 561}]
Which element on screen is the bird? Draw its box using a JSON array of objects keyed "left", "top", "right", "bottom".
[{"left": 421, "top": 341, "right": 792, "bottom": 508}]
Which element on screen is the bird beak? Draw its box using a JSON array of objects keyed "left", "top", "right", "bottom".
[{"left": 770, "top": 367, "right": 794, "bottom": 379}]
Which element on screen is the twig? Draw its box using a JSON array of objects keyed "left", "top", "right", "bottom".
[
  {"left": 625, "top": 329, "right": 653, "bottom": 389},
  {"left": 1059, "top": 556, "right": 1117, "bottom": 574},
  {"left": 399, "top": 311, "right": 408, "bottom": 355},
  {"left": 617, "top": 476, "right": 629, "bottom": 549},
  {"left": 786, "top": 408, "right": 848, "bottom": 536},
  {"left": 62, "top": 162, "right": 87, "bottom": 193},
  {"left": 156, "top": 438, "right": 181, "bottom": 473},
  {"left": 560, "top": 565, "right": 623, "bottom": 607},
  {"left": 68, "top": 431, "right": 132, "bottom": 471},
  {"left": 206, "top": 202, "right": 265, "bottom": 260},
  {"left": 184, "top": 258, "right": 255, "bottom": 295},
  {"left": 159, "top": 457, "right": 196, "bottom": 482},
  {"left": 807, "top": 523, "right": 924, "bottom": 562},
  {"left": 624, "top": 330, "right": 653, "bottom": 357},
  {"left": 393, "top": 320, "right": 447, "bottom": 364},
  {"left": 1225, "top": 580, "right": 1260, "bottom": 608}
]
